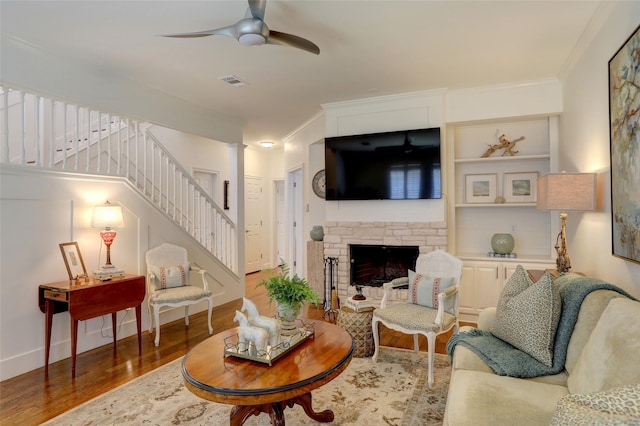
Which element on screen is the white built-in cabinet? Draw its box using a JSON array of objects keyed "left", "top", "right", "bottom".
[
  {"left": 447, "top": 116, "right": 558, "bottom": 322},
  {"left": 458, "top": 259, "right": 555, "bottom": 321}
]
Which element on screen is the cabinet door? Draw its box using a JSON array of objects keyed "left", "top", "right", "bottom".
[
  {"left": 475, "top": 265, "right": 501, "bottom": 310},
  {"left": 458, "top": 265, "right": 476, "bottom": 312},
  {"left": 459, "top": 263, "right": 501, "bottom": 314}
]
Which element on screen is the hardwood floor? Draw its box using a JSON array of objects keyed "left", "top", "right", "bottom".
[{"left": 0, "top": 271, "right": 465, "bottom": 425}]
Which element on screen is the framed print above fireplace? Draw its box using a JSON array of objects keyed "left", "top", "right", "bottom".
[{"left": 609, "top": 24, "right": 640, "bottom": 264}]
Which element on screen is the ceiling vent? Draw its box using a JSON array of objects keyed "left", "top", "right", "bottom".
[{"left": 218, "top": 75, "right": 246, "bottom": 87}]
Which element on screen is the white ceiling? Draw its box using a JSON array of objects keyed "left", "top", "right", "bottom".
[{"left": 0, "top": 1, "right": 601, "bottom": 148}]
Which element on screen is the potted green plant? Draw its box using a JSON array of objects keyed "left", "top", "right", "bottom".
[{"left": 257, "top": 263, "right": 320, "bottom": 334}]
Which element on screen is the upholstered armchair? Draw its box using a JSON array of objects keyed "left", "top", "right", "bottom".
[
  {"left": 145, "top": 243, "right": 214, "bottom": 346},
  {"left": 372, "top": 249, "right": 463, "bottom": 388}
]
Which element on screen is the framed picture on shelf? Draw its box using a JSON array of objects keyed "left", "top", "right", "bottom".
[
  {"left": 609, "top": 24, "right": 640, "bottom": 264},
  {"left": 465, "top": 173, "right": 497, "bottom": 204},
  {"left": 59, "top": 242, "right": 87, "bottom": 280},
  {"left": 504, "top": 172, "right": 538, "bottom": 203}
]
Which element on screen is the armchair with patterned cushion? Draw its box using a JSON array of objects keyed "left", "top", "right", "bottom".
[
  {"left": 145, "top": 243, "right": 213, "bottom": 346},
  {"left": 372, "top": 249, "right": 463, "bottom": 388}
]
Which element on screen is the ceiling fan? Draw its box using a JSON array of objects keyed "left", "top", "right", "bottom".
[{"left": 160, "top": 0, "right": 320, "bottom": 55}]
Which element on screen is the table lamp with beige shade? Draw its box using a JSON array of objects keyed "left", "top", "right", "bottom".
[{"left": 537, "top": 172, "right": 597, "bottom": 273}]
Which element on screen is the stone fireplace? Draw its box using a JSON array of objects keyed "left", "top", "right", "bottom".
[{"left": 323, "top": 221, "right": 447, "bottom": 305}]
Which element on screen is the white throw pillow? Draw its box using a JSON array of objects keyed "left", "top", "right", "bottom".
[
  {"left": 567, "top": 298, "right": 640, "bottom": 394},
  {"left": 408, "top": 269, "right": 454, "bottom": 309},
  {"left": 151, "top": 264, "right": 189, "bottom": 289},
  {"left": 492, "top": 265, "right": 561, "bottom": 367}
]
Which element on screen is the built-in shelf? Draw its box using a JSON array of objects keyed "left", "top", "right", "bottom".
[
  {"left": 449, "top": 116, "right": 558, "bottom": 321},
  {"left": 455, "top": 203, "right": 538, "bottom": 208},
  {"left": 454, "top": 154, "right": 550, "bottom": 164},
  {"left": 457, "top": 253, "right": 555, "bottom": 263}
]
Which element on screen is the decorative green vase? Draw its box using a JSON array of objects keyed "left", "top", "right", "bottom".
[
  {"left": 310, "top": 225, "right": 324, "bottom": 241},
  {"left": 491, "top": 233, "right": 515, "bottom": 254}
]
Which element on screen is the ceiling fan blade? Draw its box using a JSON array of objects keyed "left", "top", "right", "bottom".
[
  {"left": 267, "top": 30, "right": 320, "bottom": 55},
  {"left": 248, "top": 0, "right": 267, "bottom": 21},
  {"left": 159, "top": 25, "right": 237, "bottom": 39}
]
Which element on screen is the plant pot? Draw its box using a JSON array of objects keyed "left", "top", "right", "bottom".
[{"left": 276, "top": 301, "right": 301, "bottom": 336}]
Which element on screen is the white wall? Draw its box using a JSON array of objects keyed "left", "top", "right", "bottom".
[
  {"left": 559, "top": 1, "right": 640, "bottom": 297},
  {"left": 0, "top": 126, "right": 245, "bottom": 380},
  {"left": 308, "top": 142, "right": 326, "bottom": 231}
]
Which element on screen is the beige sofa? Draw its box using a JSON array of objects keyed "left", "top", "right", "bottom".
[{"left": 444, "top": 273, "right": 640, "bottom": 425}]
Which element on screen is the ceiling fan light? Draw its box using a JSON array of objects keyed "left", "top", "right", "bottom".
[{"left": 238, "top": 33, "right": 265, "bottom": 46}]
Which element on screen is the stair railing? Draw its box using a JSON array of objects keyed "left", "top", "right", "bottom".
[{"left": 0, "top": 84, "right": 237, "bottom": 274}]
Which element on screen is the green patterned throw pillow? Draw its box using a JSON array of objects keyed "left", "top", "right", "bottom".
[{"left": 491, "top": 265, "right": 561, "bottom": 367}]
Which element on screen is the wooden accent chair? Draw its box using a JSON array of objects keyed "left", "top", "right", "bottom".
[
  {"left": 372, "top": 249, "right": 463, "bottom": 388},
  {"left": 145, "top": 243, "right": 213, "bottom": 346}
]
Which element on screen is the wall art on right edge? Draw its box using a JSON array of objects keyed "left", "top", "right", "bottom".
[{"left": 609, "top": 24, "right": 640, "bottom": 264}]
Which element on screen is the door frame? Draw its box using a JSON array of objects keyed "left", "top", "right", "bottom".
[
  {"left": 287, "top": 166, "right": 304, "bottom": 276},
  {"left": 273, "top": 179, "right": 285, "bottom": 267}
]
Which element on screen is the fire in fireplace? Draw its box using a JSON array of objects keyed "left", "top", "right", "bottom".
[{"left": 349, "top": 244, "right": 419, "bottom": 287}]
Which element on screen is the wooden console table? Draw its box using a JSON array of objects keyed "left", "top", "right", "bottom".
[{"left": 38, "top": 274, "right": 145, "bottom": 377}]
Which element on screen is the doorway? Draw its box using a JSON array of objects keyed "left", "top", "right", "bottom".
[{"left": 245, "top": 175, "right": 264, "bottom": 273}]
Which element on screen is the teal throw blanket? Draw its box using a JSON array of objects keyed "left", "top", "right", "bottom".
[{"left": 446, "top": 274, "right": 636, "bottom": 377}]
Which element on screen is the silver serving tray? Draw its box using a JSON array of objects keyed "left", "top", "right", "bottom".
[{"left": 223, "top": 320, "right": 315, "bottom": 366}]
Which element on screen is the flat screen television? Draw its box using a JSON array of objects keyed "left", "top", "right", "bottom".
[{"left": 325, "top": 127, "right": 441, "bottom": 200}]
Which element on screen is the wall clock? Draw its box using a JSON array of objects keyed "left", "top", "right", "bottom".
[{"left": 312, "top": 169, "right": 326, "bottom": 199}]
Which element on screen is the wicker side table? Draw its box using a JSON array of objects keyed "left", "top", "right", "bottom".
[{"left": 336, "top": 306, "right": 375, "bottom": 358}]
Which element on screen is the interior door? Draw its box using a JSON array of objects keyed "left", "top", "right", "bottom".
[{"left": 245, "top": 176, "right": 264, "bottom": 273}]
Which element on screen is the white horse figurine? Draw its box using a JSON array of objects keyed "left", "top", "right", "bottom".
[
  {"left": 241, "top": 297, "right": 281, "bottom": 347},
  {"left": 233, "top": 310, "right": 269, "bottom": 353}
]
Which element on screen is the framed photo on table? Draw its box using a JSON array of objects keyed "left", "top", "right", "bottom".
[
  {"left": 504, "top": 172, "right": 538, "bottom": 203},
  {"left": 465, "top": 174, "right": 497, "bottom": 204},
  {"left": 59, "top": 242, "right": 87, "bottom": 280}
]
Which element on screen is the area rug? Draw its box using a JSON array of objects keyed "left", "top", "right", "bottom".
[{"left": 44, "top": 347, "right": 450, "bottom": 425}]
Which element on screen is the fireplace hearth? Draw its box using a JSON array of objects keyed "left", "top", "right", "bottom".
[{"left": 350, "top": 244, "right": 419, "bottom": 287}]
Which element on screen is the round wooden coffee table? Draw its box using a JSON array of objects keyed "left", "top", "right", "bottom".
[{"left": 182, "top": 320, "right": 354, "bottom": 426}]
